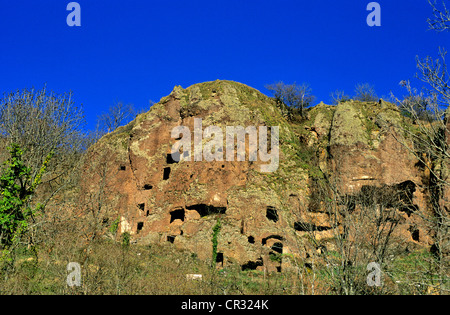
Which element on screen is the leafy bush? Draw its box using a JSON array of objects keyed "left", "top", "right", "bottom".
[
  {"left": 211, "top": 218, "right": 222, "bottom": 267},
  {"left": 0, "top": 144, "right": 52, "bottom": 248}
]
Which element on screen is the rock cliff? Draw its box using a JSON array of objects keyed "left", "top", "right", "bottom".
[{"left": 80, "top": 80, "right": 434, "bottom": 272}]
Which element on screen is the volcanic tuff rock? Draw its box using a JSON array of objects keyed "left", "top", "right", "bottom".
[
  {"left": 307, "top": 99, "right": 432, "bottom": 246},
  {"left": 80, "top": 80, "right": 432, "bottom": 272}
]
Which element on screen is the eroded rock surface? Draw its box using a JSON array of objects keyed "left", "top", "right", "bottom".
[
  {"left": 81, "top": 80, "right": 307, "bottom": 272},
  {"left": 80, "top": 81, "right": 436, "bottom": 271}
]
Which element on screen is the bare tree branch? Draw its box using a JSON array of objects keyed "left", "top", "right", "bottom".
[
  {"left": 266, "top": 82, "right": 315, "bottom": 118},
  {"left": 97, "top": 102, "right": 135, "bottom": 134},
  {"left": 428, "top": 0, "right": 450, "bottom": 32},
  {"left": 354, "top": 83, "right": 378, "bottom": 102}
]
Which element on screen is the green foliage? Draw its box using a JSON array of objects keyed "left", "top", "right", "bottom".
[
  {"left": 121, "top": 232, "right": 130, "bottom": 249},
  {"left": 387, "top": 250, "right": 448, "bottom": 294},
  {"left": 0, "top": 144, "right": 52, "bottom": 248},
  {"left": 269, "top": 252, "right": 282, "bottom": 263},
  {"left": 109, "top": 217, "right": 120, "bottom": 234},
  {"left": 211, "top": 218, "right": 222, "bottom": 267}
]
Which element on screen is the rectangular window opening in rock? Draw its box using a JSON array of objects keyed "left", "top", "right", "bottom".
[
  {"left": 216, "top": 252, "right": 224, "bottom": 266},
  {"left": 137, "top": 222, "right": 144, "bottom": 233},
  {"left": 170, "top": 208, "right": 185, "bottom": 223},
  {"left": 163, "top": 167, "right": 171, "bottom": 180},
  {"left": 409, "top": 226, "right": 420, "bottom": 242}
]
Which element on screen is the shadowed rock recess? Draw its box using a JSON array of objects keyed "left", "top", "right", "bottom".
[{"left": 80, "top": 80, "right": 433, "bottom": 272}]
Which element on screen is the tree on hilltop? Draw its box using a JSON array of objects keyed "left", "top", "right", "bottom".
[{"left": 266, "top": 82, "right": 315, "bottom": 119}]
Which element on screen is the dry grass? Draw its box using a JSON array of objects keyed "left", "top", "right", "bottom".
[
  {"left": 0, "top": 235, "right": 304, "bottom": 295},
  {"left": 1, "top": 231, "right": 446, "bottom": 295}
]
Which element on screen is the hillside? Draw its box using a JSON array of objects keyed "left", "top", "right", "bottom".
[{"left": 79, "top": 80, "right": 436, "bottom": 275}]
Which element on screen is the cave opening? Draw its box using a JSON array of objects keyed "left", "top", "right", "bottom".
[
  {"left": 412, "top": 229, "right": 420, "bottom": 242},
  {"left": 186, "top": 204, "right": 226, "bottom": 217},
  {"left": 170, "top": 208, "right": 185, "bottom": 223},
  {"left": 143, "top": 184, "right": 153, "bottom": 190},
  {"left": 241, "top": 257, "right": 264, "bottom": 271},
  {"left": 137, "top": 222, "right": 144, "bottom": 233},
  {"left": 358, "top": 181, "right": 418, "bottom": 216},
  {"left": 167, "top": 153, "right": 179, "bottom": 164},
  {"left": 216, "top": 252, "right": 224, "bottom": 266},
  {"left": 271, "top": 242, "right": 283, "bottom": 254},
  {"left": 163, "top": 167, "right": 171, "bottom": 180},
  {"left": 266, "top": 207, "right": 279, "bottom": 223},
  {"left": 261, "top": 235, "right": 283, "bottom": 246},
  {"left": 294, "top": 221, "right": 331, "bottom": 232},
  {"left": 409, "top": 226, "right": 420, "bottom": 242}
]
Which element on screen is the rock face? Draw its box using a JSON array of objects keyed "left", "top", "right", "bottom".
[
  {"left": 307, "top": 100, "right": 432, "bottom": 246},
  {"left": 80, "top": 80, "right": 434, "bottom": 271},
  {"left": 328, "top": 100, "right": 418, "bottom": 192},
  {"left": 81, "top": 80, "right": 307, "bottom": 272}
]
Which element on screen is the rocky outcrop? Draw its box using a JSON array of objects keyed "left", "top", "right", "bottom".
[
  {"left": 307, "top": 100, "right": 433, "bottom": 246},
  {"left": 81, "top": 80, "right": 308, "bottom": 272},
  {"left": 80, "top": 81, "right": 436, "bottom": 272},
  {"left": 328, "top": 100, "right": 418, "bottom": 192}
]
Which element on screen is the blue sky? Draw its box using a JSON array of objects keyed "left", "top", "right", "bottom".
[{"left": 0, "top": 1, "right": 448, "bottom": 129}]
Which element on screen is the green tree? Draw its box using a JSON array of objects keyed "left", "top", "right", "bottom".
[
  {"left": 0, "top": 86, "right": 86, "bottom": 201},
  {"left": 0, "top": 144, "right": 52, "bottom": 249},
  {"left": 211, "top": 218, "right": 222, "bottom": 267}
]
